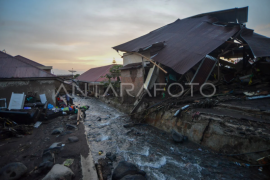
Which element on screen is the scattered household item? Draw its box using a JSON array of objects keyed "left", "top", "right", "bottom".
[
  {"left": 40, "top": 94, "right": 47, "bottom": 104},
  {"left": 8, "top": 92, "right": 25, "bottom": 110},
  {"left": 34, "top": 121, "right": 42, "bottom": 128}
]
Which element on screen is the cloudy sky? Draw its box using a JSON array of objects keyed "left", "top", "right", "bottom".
[{"left": 1, "top": 0, "right": 269, "bottom": 75}]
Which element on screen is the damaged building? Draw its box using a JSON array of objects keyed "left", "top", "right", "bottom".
[
  {"left": 0, "top": 51, "right": 65, "bottom": 106},
  {"left": 111, "top": 6, "right": 270, "bottom": 162}
]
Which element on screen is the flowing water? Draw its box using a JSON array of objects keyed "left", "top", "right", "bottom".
[{"left": 74, "top": 97, "right": 268, "bottom": 180}]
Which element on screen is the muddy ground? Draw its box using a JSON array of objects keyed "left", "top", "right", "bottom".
[{"left": 0, "top": 115, "right": 90, "bottom": 180}]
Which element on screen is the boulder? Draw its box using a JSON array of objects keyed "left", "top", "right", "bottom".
[
  {"left": 171, "top": 129, "right": 183, "bottom": 143},
  {"left": 42, "top": 164, "right": 74, "bottom": 180},
  {"left": 51, "top": 127, "right": 63, "bottom": 135},
  {"left": 0, "top": 162, "right": 27, "bottom": 180},
  {"left": 112, "top": 161, "right": 146, "bottom": 180},
  {"left": 68, "top": 136, "right": 79, "bottom": 143}
]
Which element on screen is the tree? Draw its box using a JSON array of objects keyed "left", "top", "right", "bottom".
[
  {"left": 101, "top": 64, "right": 122, "bottom": 88},
  {"left": 74, "top": 74, "right": 80, "bottom": 79}
]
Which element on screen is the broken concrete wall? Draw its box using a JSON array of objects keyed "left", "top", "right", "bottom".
[
  {"left": 145, "top": 108, "right": 270, "bottom": 162},
  {"left": 0, "top": 79, "right": 57, "bottom": 106},
  {"left": 121, "top": 67, "right": 144, "bottom": 103}
]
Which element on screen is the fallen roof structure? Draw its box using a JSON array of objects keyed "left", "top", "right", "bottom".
[
  {"left": 113, "top": 6, "right": 270, "bottom": 114},
  {"left": 113, "top": 6, "right": 270, "bottom": 75}
]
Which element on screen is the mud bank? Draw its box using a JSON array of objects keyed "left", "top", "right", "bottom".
[{"left": 101, "top": 97, "right": 270, "bottom": 163}]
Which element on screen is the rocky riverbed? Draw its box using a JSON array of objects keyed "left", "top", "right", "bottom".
[{"left": 75, "top": 97, "right": 269, "bottom": 180}]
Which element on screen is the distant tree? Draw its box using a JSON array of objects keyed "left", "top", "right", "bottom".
[
  {"left": 101, "top": 64, "right": 122, "bottom": 88},
  {"left": 74, "top": 74, "right": 80, "bottom": 78}
]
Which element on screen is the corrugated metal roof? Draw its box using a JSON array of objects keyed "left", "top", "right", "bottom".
[
  {"left": 241, "top": 28, "right": 270, "bottom": 58},
  {"left": 14, "top": 55, "right": 45, "bottom": 67},
  {"left": 191, "top": 6, "right": 248, "bottom": 24},
  {"left": 0, "top": 51, "right": 55, "bottom": 78},
  {"left": 113, "top": 15, "right": 239, "bottom": 75},
  {"left": 77, "top": 64, "right": 121, "bottom": 83}
]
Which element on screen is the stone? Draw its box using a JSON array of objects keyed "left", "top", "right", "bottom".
[
  {"left": 38, "top": 161, "right": 54, "bottom": 173},
  {"left": 0, "top": 162, "right": 27, "bottom": 180},
  {"left": 68, "top": 136, "right": 79, "bottom": 143},
  {"left": 51, "top": 127, "right": 63, "bottom": 135},
  {"left": 66, "top": 124, "right": 77, "bottom": 130},
  {"left": 112, "top": 161, "right": 146, "bottom": 180},
  {"left": 171, "top": 129, "right": 183, "bottom": 143},
  {"left": 120, "top": 174, "right": 147, "bottom": 180},
  {"left": 42, "top": 151, "right": 54, "bottom": 163},
  {"left": 42, "top": 164, "right": 74, "bottom": 180}
]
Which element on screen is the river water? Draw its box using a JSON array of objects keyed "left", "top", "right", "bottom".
[{"left": 74, "top": 97, "right": 268, "bottom": 180}]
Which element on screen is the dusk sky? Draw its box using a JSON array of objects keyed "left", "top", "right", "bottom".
[{"left": 1, "top": 0, "right": 269, "bottom": 75}]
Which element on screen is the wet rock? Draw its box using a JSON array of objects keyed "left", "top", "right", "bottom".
[
  {"left": 171, "top": 129, "right": 183, "bottom": 143},
  {"left": 123, "top": 123, "right": 135, "bottom": 128},
  {"left": 0, "top": 162, "right": 27, "bottom": 180},
  {"left": 239, "top": 131, "right": 246, "bottom": 135},
  {"left": 120, "top": 174, "right": 147, "bottom": 180},
  {"left": 68, "top": 136, "right": 79, "bottom": 143},
  {"left": 51, "top": 127, "right": 63, "bottom": 135},
  {"left": 42, "top": 151, "right": 54, "bottom": 162},
  {"left": 66, "top": 124, "right": 77, "bottom": 130},
  {"left": 106, "top": 153, "right": 116, "bottom": 162},
  {"left": 106, "top": 152, "right": 112, "bottom": 157},
  {"left": 38, "top": 161, "right": 54, "bottom": 173},
  {"left": 42, "top": 164, "right": 74, "bottom": 180},
  {"left": 112, "top": 161, "right": 146, "bottom": 180}
]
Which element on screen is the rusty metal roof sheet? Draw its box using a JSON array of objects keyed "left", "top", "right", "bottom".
[
  {"left": 14, "top": 55, "right": 45, "bottom": 67},
  {"left": 241, "top": 28, "right": 270, "bottom": 58},
  {"left": 113, "top": 15, "right": 239, "bottom": 75},
  {"left": 0, "top": 51, "right": 55, "bottom": 78},
  {"left": 77, "top": 64, "right": 121, "bottom": 83}
]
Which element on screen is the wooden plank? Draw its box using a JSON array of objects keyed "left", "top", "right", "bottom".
[{"left": 133, "top": 52, "right": 167, "bottom": 74}]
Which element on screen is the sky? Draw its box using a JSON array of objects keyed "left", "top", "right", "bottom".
[{"left": 0, "top": 0, "right": 269, "bottom": 75}]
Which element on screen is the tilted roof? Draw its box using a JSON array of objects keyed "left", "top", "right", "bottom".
[{"left": 113, "top": 15, "right": 239, "bottom": 74}]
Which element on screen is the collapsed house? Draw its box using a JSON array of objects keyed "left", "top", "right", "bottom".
[
  {"left": 77, "top": 64, "right": 122, "bottom": 97},
  {"left": 111, "top": 7, "right": 270, "bottom": 162},
  {"left": 113, "top": 6, "right": 270, "bottom": 111}
]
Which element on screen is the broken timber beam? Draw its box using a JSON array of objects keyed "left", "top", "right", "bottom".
[{"left": 133, "top": 52, "right": 167, "bottom": 74}]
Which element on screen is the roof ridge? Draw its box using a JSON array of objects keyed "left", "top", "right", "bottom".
[
  {"left": 0, "top": 51, "right": 55, "bottom": 77},
  {"left": 15, "top": 55, "right": 45, "bottom": 67}
]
